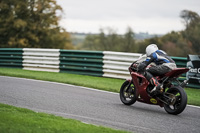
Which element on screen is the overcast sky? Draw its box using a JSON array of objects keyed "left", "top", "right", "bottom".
[{"left": 56, "top": 0, "right": 200, "bottom": 34}]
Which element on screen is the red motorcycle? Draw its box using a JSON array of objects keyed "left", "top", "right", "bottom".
[{"left": 120, "top": 55, "right": 189, "bottom": 115}]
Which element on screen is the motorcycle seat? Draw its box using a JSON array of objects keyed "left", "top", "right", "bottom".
[{"left": 164, "top": 68, "right": 189, "bottom": 78}]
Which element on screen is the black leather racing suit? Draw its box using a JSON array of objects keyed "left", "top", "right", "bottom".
[{"left": 138, "top": 50, "right": 176, "bottom": 82}]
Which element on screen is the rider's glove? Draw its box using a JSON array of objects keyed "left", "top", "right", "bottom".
[{"left": 137, "top": 62, "right": 146, "bottom": 72}]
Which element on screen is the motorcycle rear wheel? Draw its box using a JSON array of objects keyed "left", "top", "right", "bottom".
[
  {"left": 164, "top": 86, "right": 187, "bottom": 115},
  {"left": 120, "top": 80, "right": 137, "bottom": 105}
]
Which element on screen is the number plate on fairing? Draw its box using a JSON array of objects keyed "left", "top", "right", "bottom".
[{"left": 150, "top": 98, "right": 157, "bottom": 104}]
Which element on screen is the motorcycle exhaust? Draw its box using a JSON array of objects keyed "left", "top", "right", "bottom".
[{"left": 180, "top": 79, "right": 189, "bottom": 88}]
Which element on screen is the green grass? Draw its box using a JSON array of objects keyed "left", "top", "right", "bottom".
[
  {"left": 185, "top": 88, "right": 200, "bottom": 106},
  {"left": 0, "top": 67, "right": 200, "bottom": 106},
  {"left": 0, "top": 103, "right": 128, "bottom": 133}
]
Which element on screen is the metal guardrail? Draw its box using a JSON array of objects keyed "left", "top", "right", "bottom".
[
  {"left": 171, "top": 56, "right": 187, "bottom": 68},
  {"left": 59, "top": 50, "right": 104, "bottom": 76},
  {"left": 23, "top": 48, "right": 60, "bottom": 72},
  {"left": 0, "top": 48, "right": 23, "bottom": 68},
  {"left": 102, "top": 51, "right": 142, "bottom": 79}
]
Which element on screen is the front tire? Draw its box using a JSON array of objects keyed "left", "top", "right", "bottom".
[
  {"left": 164, "top": 86, "right": 187, "bottom": 115},
  {"left": 120, "top": 80, "right": 137, "bottom": 105}
]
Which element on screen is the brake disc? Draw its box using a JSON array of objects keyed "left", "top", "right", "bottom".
[
  {"left": 168, "top": 94, "right": 176, "bottom": 105},
  {"left": 124, "top": 92, "right": 129, "bottom": 98}
]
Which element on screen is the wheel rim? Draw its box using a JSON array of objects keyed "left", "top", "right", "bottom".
[
  {"left": 122, "top": 83, "right": 135, "bottom": 102},
  {"left": 166, "top": 90, "right": 182, "bottom": 111}
]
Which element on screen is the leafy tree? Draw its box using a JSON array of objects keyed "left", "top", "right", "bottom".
[
  {"left": 0, "top": 0, "right": 73, "bottom": 49},
  {"left": 159, "top": 31, "right": 193, "bottom": 56},
  {"left": 180, "top": 10, "right": 200, "bottom": 29},
  {"left": 122, "top": 27, "right": 136, "bottom": 52},
  {"left": 98, "top": 28, "right": 108, "bottom": 50},
  {"left": 80, "top": 35, "right": 99, "bottom": 50},
  {"left": 81, "top": 27, "right": 136, "bottom": 52},
  {"left": 105, "top": 28, "right": 122, "bottom": 51},
  {"left": 180, "top": 10, "right": 200, "bottom": 54}
]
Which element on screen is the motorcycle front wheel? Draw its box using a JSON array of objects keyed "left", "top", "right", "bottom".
[
  {"left": 120, "top": 80, "right": 137, "bottom": 105},
  {"left": 164, "top": 86, "right": 187, "bottom": 115}
]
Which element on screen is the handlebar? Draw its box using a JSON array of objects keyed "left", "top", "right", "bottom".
[{"left": 129, "top": 62, "right": 139, "bottom": 72}]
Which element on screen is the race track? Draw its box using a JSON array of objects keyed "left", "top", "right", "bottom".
[{"left": 0, "top": 76, "right": 200, "bottom": 133}]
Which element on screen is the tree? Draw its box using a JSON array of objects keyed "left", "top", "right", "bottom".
[
  {"left": 81, "top": 27, "right": 122, "bottom": 51},
  {"left": 0, "top": 0, "right": 73, "bottom": 49},
  {"left": 105, "top": 27, "right": 121, "bottom": 51},
  {"left": 122, "top": 27, "right": 136, "bottom": 52},
  {"left": 180, "top": 10, "right": 200, "bottom": 29},
  {"left": 98, "top": 28, "right": 108, "bottom": 50},
  {"left": 180, "top": 10, "right": 200, "bottom": 54},
  {"left": 81, "top": 27, "right": 137, "bottom": 52},
  {"left": 80, "top": 35, "right": 99, "bottom": 50}
]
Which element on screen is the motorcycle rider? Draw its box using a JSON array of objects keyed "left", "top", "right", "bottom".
[{"left": 137, "top": 44, "right": 177, "bottom": 94}]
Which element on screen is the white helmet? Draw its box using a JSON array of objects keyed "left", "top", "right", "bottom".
[{"left": 146, "top": 44, "right": 158, "bottom": 56}]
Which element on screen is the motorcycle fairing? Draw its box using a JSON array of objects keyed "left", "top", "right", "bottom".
[{"left": 131, "top": 71, "right": 164, "bottom": 107}]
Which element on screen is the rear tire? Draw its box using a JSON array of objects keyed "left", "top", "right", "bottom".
[
  {"left": 164, "top": 86, "right": 187, "bottom": 115},
  {"left": 120, "top": 80, "right": 137, "bottom": 105}
]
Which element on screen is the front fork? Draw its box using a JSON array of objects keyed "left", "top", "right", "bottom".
[{"left": 125, "top": 80, "right": 133, "bottom": 93}]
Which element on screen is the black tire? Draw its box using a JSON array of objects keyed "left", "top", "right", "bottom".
[
  {"left": 120, "top": 80, "right": 137, "bottom": 105},
  {"left": 164, "top": 86, "right": 187, "bottom": 115}
]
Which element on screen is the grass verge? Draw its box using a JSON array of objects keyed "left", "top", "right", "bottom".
[
  {"left": 0, "top": 103, "right": 128, "bottom": 133},
  {"left": 0, "top": 67, "right": 200, "bottom": 106}
]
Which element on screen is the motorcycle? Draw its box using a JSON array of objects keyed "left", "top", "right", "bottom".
[{"left": 120, "top": 54, "right": 189, "bottom": 115}]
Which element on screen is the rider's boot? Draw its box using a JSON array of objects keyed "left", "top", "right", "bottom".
[{"left": 149, "top": 77, "right": 163, "bottom": 94}]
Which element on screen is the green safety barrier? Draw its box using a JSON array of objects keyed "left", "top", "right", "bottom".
[
  {"left": 171, "top": 56, "right": 187, "bottom": 67},
  {"left": 59, "top": 49, "right": 104, "bottom": 77},
  {"left": 0, "top": 48, "right": 23, "bottom": 68}
]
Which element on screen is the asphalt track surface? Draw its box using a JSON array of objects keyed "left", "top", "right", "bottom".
[{"left": 0, "top": 76, "right": 200, "bottom": 133}]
